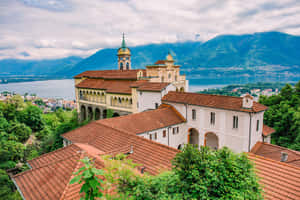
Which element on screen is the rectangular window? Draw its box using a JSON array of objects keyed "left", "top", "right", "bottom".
[
  {"left": 149, "top": 134, "right": 152, "bottom": 140},
  {"left": 163, "top": 130, "right": 166, "bottom": 138},
  {"left": 256, "top": 120, "right": 259, "bottom": 131},
  {"left": 173, "top": 128, "right": 176, "bottom": 134},
  {"left": 155, "top": 103, "right": 159, "bottom": 109},
  {"left": 233, "top": 116, "right": 239, "bottom": 129},
  {"left": 176, "top": 127, "right": 179, "bottom": 133},
  {"left": 210, "top": 112, "right": 215, "bottom": 125},
  {"left": 192, "top": 109, "right": 196, "bottom": 120},
  {"left": 154, "top": 132, "right": 157, "bottom": 140}
]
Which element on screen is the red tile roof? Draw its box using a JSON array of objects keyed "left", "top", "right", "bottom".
[
  {"left": 248, "top": 153, "right": 300, "bottom": 200},
  {"left": 76, "top": 79, "right": 170, "bottom": 94},
  {"left": 162, "top": 91, "right": 268, "bottom": 113},
  {"left": 76, "top": 79, "right": 136, "bottom": 94},
  {"left": 13, "top": 144, "right": 105, "bottom": 200},
  {"left": 251, "top": 142, "right": 300, "bottom": 167},
  {"left": 74, "top": 69, "right": 146, "bottom": 80},
  {"left": 96, "top": 105, "right": 186, "bottom": 135},
  {"left": 154, "top": 60, "right": 166, "bottom": 65},
  {"left": 136, "top": 82, "right": 170, "bottom": 92},
  {"left": 62, "top": 120, "right": 179, "bottom": 175},
  {"left": 262, "top": 124, "right": 276, "bottom": 136}
]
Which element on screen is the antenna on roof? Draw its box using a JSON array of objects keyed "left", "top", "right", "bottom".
[
  {"left": 129, "top": 145, "right": 134, "bottom": 154},
  {"left": 280, "top": 152, "right": 288, "bottom": 162}
]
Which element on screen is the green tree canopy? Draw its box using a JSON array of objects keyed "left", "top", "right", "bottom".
[
  {"left": 8, "top": 122, "right": 32, "bottom": 143},
  {"left": 104, "top": 145, "right": 262, "bottom": 200},
  {"left": 18, "top": 105, "right": 44, "bottom": 132}
]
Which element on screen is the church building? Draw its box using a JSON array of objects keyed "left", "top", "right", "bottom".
[{"left": 74, "top": 35, "right": 188, "bottom": 121}]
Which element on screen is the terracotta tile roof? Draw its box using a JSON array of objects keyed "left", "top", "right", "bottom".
[
  {"left": 13, "top": 144, "right": 105, "bottom": 200},
  {"left": 262, "top": 124, "right": 276, "bottom": 136},
  {"left": 251, "top": 142, "right": 300, "bottom": 167},
  {"left": 162, "top": 91, "right": 268, "bottom": 113},
  {"left": 27, "top": 144, "right": 81, "bottom": 169},
  {"left": 96, "top": 105, "right": 186, "bottom": 135},
  {"left": 76, "top": 79, "right": 136, "bottom": 94},
  {"left": 62, "top": 121, "right": 180, "bottom": 175},
  {"left": 74, "top": 69, "right": 146, "bottom": 80},
  {"left": 154, "top": 60, "right": 166, "bottom": 65},
  {"left": 136, "top": 82, "right": 170, "bottom": 92},
  {"left": 248, "top": 153, "right": 300, "bottom": 200}
]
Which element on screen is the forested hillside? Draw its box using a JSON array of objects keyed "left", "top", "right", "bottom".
[{"left": 259, "top": 81, "right": 300, "bottom": 150}]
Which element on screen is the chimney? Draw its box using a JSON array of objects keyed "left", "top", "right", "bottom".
[
  {"left": 242, "top": 94, "right": 253, "bottom": 109},
  {"left": 129, "top": 145, "right": 134, "bottom": 154},
  {"left": 280, "top": 152, "right": 288, "bottom": 162}
]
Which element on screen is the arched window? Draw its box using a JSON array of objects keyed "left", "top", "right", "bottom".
[
  {"left": 120, "top": 62, "right": 123, "bottom": 70},
  {"left": 161, "top": 76, "right": 164, "bottom": 82},
  {"left": 168, "top": 73, "right": 171, "bottom": 79},
  {"left": 126, "top": 62, "right": 129, "bottom": 70}
]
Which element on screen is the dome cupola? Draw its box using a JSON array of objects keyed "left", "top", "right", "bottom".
[{"left": 117, "top": 33, "right": 131, "bottom": 70}]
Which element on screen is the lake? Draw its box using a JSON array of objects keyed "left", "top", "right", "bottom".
[{"left": 0, "top": 79, "right": 226, "bottom": 100}]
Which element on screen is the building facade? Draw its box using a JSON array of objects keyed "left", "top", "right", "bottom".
[{"left": 74, "top": 36, "right": 188, "bottom": 121}]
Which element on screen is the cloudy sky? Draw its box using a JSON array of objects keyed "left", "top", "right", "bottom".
[{"left": 0, "top": 0, "right": 300, "bottom": 60}]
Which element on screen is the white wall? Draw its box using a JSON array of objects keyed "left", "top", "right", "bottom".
[
  {"left": 138, "top": 123, "right": 188, "bottom": 149},
  {"left": 137, "top": 84, "right": 176, "bottom": 112},
  {"left": 161, "top": 102, "right": 264, "bottom": 153}
]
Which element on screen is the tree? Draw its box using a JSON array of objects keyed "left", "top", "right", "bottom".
[
  {"left": 104, "top": 146, "right": 262, "bottom": 200},
  {"left": 0, "top": 169, "right": 22, "bottom": 200},
  {"left": 18, "top": 105, "right": 44, "bottom": 132},
  {"left": 8, "top": 122, "right": 32, "bottom": 143},
  {"left": 0, "top": 140, "right": 24, "bottom": 163},
  {"left": 8, "top": 95, "right": 25, "bottom": 110},
  {"left": 70, "top": 157, "right": 104, "bottom": 200},
  {"left": 280, "top": 84, "right": 294, "bottom": 101},
  {"left": 172, "top": 145, "right": 262, "bottom": 200},
  {"left": 259, "top": 80, "right": 300, "bottom": 150}
]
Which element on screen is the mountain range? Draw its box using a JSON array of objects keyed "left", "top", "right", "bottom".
[{"left": 1, "top": 31, "right": 299, "bottom": 84}]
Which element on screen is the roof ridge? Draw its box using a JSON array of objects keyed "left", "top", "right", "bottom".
[
  {"left": 94, "top": 122, "right": 180, "bottom": 153},
  {"left": 96, "top": 106, "right": 170, "bottom": 125},
  {"left": 259, "top": 142, "right": 300, "bottom": 155},
  {"left": 13, "top": 153, "right": 82, "bottom": 178},
  {"left": 160, "top": 104, "right": 186, "bottom": 122},
  {"left": 59, "top": 152, "right": 86, "bottom": 200},
  {"left": 248, "top": 152, "right": 300, "bottom": 170},
  {"left": 169, "top": 91, "right": 244, "bottom": 99}
]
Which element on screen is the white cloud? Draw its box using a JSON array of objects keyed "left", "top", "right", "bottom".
[{"left": 0, "top": 0, "right": 299, "bottom": 59}]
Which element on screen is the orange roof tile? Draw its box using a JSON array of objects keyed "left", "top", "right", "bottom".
[
  {"left": 74, "top": 69, "right": 146, "bottom": 80},
  {"left": 154, "top": 60, "right": 166, "bottom": 65},
  {"left": 136, "top": 82, "right": 170, "bottom": 92},
  {"left": 262, "top": 124, "right": 276, "bottom": 136},
  {"left": 62, "top": 120, "right": 180, "bottom": 175},
  {"left": 96, "top": 105, "right": 186, "bottom": 135},
  {"left": 162, "top": 91, "right": 268, "bottom": 113},
  {"left": 251, "top": 142, "right": 300, "bottom": 167},
  {"left": 248, "top": 153, "right": 300, "bottom": 200},
  {"left": 14, "top": 144, "right": 105, "bottom": 200},
  {"left": 76, "top": 79, "right": 136, "bottom": 94}
]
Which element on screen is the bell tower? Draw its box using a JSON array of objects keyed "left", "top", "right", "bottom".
[{"left": 117, "top": 33, "right": 131, "bottom": 70}]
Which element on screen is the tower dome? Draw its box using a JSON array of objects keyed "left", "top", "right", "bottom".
[
  {"left": 117, "top": 33, "right": 131, "bottom": 70},
  {"left": 117, "top": 33, "right": 131, "bottom": 56},
  {"left": 166, "top": 52, "right": 174, "bottom": 62}
]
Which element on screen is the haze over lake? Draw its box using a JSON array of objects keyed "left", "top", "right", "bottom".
[{"left": 0, "top": 79, "right": 226, "bottom": 100}]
